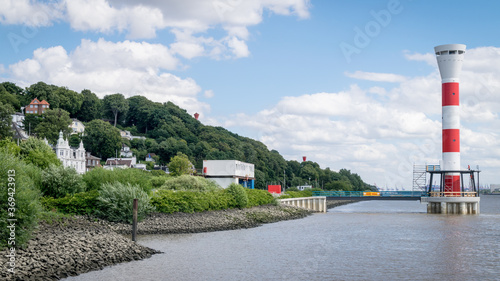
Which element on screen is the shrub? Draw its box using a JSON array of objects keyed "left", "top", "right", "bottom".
[
  {"left": 246, "top": 189, "right": 276, "bottom": 207},
  {"left": 226, "top": 183, "right": 248, "bottom": 209},
  {"left": 160, "top": 175, "right": 221, "bottom": 191},
  {"left": 83, "top": 167, "right": 153, "bottom": 194},
  {"left": 19, "top": 137, "right": 61, "bottom": 169},
  {"left": 95, "top": 182, "right": 155, "bottom": 223},
  {"left": 150, "top": 176, "right": 169, "bottom": 189},
  {"left": 151, "top": 189, "right": 233, "bottom": 214},
  {"left": 41, "top": 164, "right": 85, "bottom": 198},
  {"left": 0, "top": 148, "right": 42, "bottom": 249},
  {"left": 41, "top": 190, "right": 99, "bottom": 215}
]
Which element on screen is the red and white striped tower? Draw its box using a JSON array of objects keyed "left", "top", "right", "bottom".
[{"left": 434, "top": 44, "right": 466, "bottom": 194}]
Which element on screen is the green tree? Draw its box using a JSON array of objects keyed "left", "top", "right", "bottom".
[
  {"left": 0, "top": 102, "right": 14, "bottom": 140},
  {"left": 24, "top": 82, "right": 60, "bottom": 108},
  {"left": 41, "top": 164, "right": 85, "bottom": 198},
  {"left": 0, "top": 85, "right": 21, "bottom": 110},
  {"left": 19, "top": 137, "right": 61, "bottom": 169},
  {"left": 34, "top": 108, "right": 72, "bottom": 144},
  {"left": 54, "top": 87, "right": 83, "bottom": 117},
  {"left": 168, "top": 152, "right": 194, "bottom": 176},
  {"left": 76, "top": 89, "right": 102, "bottom": 122},
  {"left": 103, "top": 93, "right": 129, "bottom": 127},
  {"left": 1, "top": 148, "right": 42, "bottom": 249},
  {"left": 83, "top": 119, "right": 122, "bottom": 159}
]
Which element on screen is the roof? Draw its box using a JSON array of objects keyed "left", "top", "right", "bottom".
[
  {"left": 105, "top": 159, "right": 132, "bottom": 167},
  {"left": 86, "top": 154, "right": 101, "bottom": 160},
  {"left": 29, "top": 98, "right": 50, "bottom": 105}
]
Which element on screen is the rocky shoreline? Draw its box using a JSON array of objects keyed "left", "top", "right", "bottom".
[{"left": 1, "top": 202, "right": 351, "bottom": 281}]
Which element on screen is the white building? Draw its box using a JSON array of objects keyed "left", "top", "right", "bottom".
[
  {"left": 120, "top": 144, "right": 133, "bottom": 157},
  {"left": 203, "top": 160, "right": 255, "bottom": 189},
  {"left": 69, "top": 119, "right": 85, "bottom": 134},
  {"left": 55, "top": 131, "right": 86, "bottom": 174}
]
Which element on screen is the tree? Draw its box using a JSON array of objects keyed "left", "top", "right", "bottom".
[
  {"left": 83, "top": 119, "right": 122, "bottom": 159},
  {"left": 19, "top": 137, "right": 61, "bottom": 169},
  {"left": 76, "top": 89, "right": 102, "bottom": 122},
  {"left": 103, "top": 93, "right": 129, "bottom": 127},
  {"left": 34, "top": 108, "right": 72, "bottom": 144},
  {"left": 54, "top": 87, "right": 83, "bottom": 117},
  {"left": 168, "top": 152, "right": 194, "bottom": 176},
  {"left": 0, "top": 101, "right": 14, "bottom": 140},
  {"left": 0, "top": 85, "right": 21, "bottom": 110}
]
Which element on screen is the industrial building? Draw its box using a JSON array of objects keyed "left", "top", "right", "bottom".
[{"left": 203, "top": 160, "right": 255, "bottom": 189}]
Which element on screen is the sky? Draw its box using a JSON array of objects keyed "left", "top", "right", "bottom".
[{"left": 1, "top": 0, "right": 500, "bottom": 189}]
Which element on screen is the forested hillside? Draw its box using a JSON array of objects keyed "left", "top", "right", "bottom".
[{"left": 0, "top": 81, "right": 375, "bottom": 191}]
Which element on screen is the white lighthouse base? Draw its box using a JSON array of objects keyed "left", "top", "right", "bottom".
[{"left": 421, "top": 197, "right": 480, "bottom": 214}]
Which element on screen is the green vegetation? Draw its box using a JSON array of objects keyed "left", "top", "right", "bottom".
[
  {"left": 226, "top": 183, "right": 249, "bottom": 209},
  {"left": 41, "top": 190, "right": 99, "bottom": 216},
  {"left": 159, "top": 175, "right": 220, "bottom": 191},
  {"left": 0, "top": 80, "right": 377, "bottom": 250},
  {"left": 83, "top": 167, "right": 153, "bottom": 193},
  {"left": 279, "top": 188, "right": 323, "bottom": 199},
  {"left": 41, "top": 164, "right": 85, "bottom": 198},
  {"left": 95, "top": 182, "right": 155, "bottom": 223},
  {"left": 168, "top": 152, "right": 194, "bottom": 176},
  {"left": 0, "top": 148, "right": 42, "bottom": 248},
  {"left": 19, "top": 137, "right": 61, "bottom": 169}
]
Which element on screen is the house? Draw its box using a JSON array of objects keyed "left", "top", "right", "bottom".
[
  {"left": 55, "top": 131, "right": 86, "bottom": 174},
  {"left": 120, "top": 144, "right": 133, "bottom": 157},
  {"left": 119, "top": 130, "right": 132, "bottom": 140},
  {"left": 145, "top": 153, "right": 157, "bottom": 162},
  {"left": 104, "top": 156, "right": 137, "bottom": 170},
  {"left": 69, "top": 119, "right": 85, "bottom": 134},
  {"left": 297, "top": 185, "right": 312, "bottom": 191},
  {"left": 25, "top": 98, "right": 49, "bottom": 115},
  {"left": 203, "top": 160, "right": 255, "bottom": 189},
  {"left": 85, "top": 152, "right": 101, "bottom": 172}
]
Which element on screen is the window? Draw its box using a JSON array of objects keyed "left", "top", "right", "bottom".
[
  {"left": 449, "top": 50, "right": 456, "bottom": 55},
  {"left": 458, "top": 50, "right": 464, "bottom": 54},
  {"left": 30, "top": 105, "right": 33, "bottom": 108}
]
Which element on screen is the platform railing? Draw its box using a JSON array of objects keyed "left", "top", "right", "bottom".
[
  {"left": 312, "top": 191, "right": 427, "bottom": 197},
  {"left": 428, "top": 191, "right": 478, "bottom": 197}
]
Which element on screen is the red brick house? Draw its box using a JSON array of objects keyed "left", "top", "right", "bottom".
[{"left": 25, "top": 98, "right": 50, "bottom": 115}]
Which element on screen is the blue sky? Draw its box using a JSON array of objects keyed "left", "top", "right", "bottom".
[{"left": 1, "top": 0, "right": 500, "bottom": 189}]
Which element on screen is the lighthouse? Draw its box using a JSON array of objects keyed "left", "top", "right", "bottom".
[
  {"left": 421, "top": 44, "right": 480, "bottom": 214},
  {"left": 434, "top": 44, "right": 465, "bottom": 194}
]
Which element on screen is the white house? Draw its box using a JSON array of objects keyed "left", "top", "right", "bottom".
[
  {"left": 120, "top": 144, "right": 133, "bottom": 157},
  {"left": 69, "top": 119, "right": 85, "bottom": 134},
  {"left": 203, "top": 160, "right": 255, "bottom": 189},
  {"left": 55, "top": 131, "right": 86, "bottom": 174}
]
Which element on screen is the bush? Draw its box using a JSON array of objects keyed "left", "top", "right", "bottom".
[
  {"left": 95, "top": 182, "right": 155, "bottom": 223},
  {"left": 150, "top": 176, "right": 169, "bottom": 189},
  {"left": 226, "top": 183, "right": 248, "bottom": 209},
  {"left": 83, "top": 167, "right": 153, "bottom": 194},
  {"left": 19, "top": 137, "right": 61, "bottom": 169},
  {"left": 160, "top": 175, "right": 221, "bottom": 191},
  {"left": 41, "top": 164, "right": 85, "bottom": 198},
  {"left": 0, "top": 148, "right": 42, "bottom": 249},
  {"left": 151, "top": 189, "right": 233, "bottom": 214},
  {"left": 246, "top": 189, "right": 276, "bottom": 207},
  {"left": 41, "top": 190, "right": 99, "bottom": 215}
]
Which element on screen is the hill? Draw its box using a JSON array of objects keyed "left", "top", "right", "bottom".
[{"left": 0, "top": 81, "right": 375, "bottom": 191}]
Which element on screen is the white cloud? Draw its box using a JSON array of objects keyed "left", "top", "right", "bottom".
[
  {"left": 8, "top": 39, "right": 209, "bottom": 114},
  {"left": 345, "top": 70, "right": 407, "bottom": 83},
  {"left": 224, "top": 46, "right": 500, "bottom": 188},
  {"left": 0, "top": 0, "right": 64, "bottom": 26},
  {"left": 204, "top": 90, "right": 215, "bottom": 98},
  {"left": 1, "top": 0, "right": 310, "bottom": 58}
]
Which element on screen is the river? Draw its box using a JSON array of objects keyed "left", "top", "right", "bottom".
[{"left": 64, "top": 195, "right": 500, "bottom": 281}]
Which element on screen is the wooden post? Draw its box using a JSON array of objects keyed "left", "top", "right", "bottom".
[{"left": 132, "top": 198, "right": 138, "bottom": 242}]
